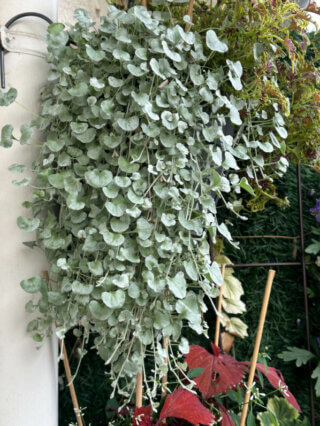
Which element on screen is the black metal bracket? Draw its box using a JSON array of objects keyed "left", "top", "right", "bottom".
[{"left": 0, "top": 12, "right": 53, "bottom": 89}]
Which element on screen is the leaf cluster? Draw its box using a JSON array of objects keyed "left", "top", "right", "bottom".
[{"left": 0, "top": 4, "right": 291, "bottom": 401}]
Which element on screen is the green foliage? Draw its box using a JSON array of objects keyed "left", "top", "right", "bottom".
[
  {"left": 278, "top": 347, "right": 315, "bottom": 367},
  {"left": 311, "top": 363, "right": 320, "bottom": 397},
  {"left": 258, "top": 396, "right": 308, "bottom": 425},
  {"left": 279, "top": 347, "right": 320, "bottom": 397},
  {"left": 166, "top": 0, "right": 320, "bottom": 211}
]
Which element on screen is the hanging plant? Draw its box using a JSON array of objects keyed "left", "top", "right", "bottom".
[{"left": 0, "top": 5, "right": 289, "bottom": 402}]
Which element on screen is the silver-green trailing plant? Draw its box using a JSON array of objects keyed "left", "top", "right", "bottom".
[{"left": 0, "top": 6, "right": 289, "bottom": 402}]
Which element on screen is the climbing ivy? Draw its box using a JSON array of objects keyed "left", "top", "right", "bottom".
[{"left": 0, "top": 5, "right": 289, "bottom": 402}]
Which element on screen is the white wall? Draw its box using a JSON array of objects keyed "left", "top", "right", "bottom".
[{"left": 0, "top": 1, "right": 58, "bottom": 425}]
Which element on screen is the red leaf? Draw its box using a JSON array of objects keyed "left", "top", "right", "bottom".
[
  {"left": 185, "top": 343, "right": 246, "bottom": 398},
  {"left": 241, "top": 362, "right": 301, "bottom": 412},
  {"left": 215, "top": 403, "right": 235, "bottom": 426},
  {"left": 133, "top": 405, "right": 154, "bottom": 426},
  {"left": 156, "top": 387, "right": 214, "bottom": 426}
]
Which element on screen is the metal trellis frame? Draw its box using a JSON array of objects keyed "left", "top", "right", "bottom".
[{"left": 224, "top": 164, "right": 315, "bottom": 426}]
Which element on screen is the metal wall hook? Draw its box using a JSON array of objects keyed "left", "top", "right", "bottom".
[{"left": 0, "top": 12, "right": 53, "bottom": 89}]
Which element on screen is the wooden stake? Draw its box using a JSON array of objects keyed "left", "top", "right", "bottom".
[
  {"left": 239, "top": 270, "right": 276, "bottom": 426},
  {"left": 41, "top": 271, "right": 83, "bottom": 426},
  {"left": 142, "top": 0, "right": 148, "bottom": 8},
  {"left": 185, "top": 0, "right": 195, "bottom": 32},
  {"left": 60, "top": 339, "right": 84, "bottom": 426},
  {"left": 161, "top": 337, "right": 169, "bottom": 397},
  {"left": 214, "top": 264, "right": 226, "bottom": 347},
  {"left": 136, "top": 370, "right": 143, "bottom": 408}
]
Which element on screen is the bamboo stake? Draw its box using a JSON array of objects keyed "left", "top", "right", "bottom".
[
  {"left": 239, "top": 270, "right": 276, "bottom": 426},
  {"left": 161, "top": 336, "right": 169, "bottom": 397},
  {"left": 185, "top": 0, "right": 195, "bottom": 32},
  {"left": 214, "top": 264, "right": 226, "bottom": 347},
  {"left": 41, "top": 271, "right": 83, "bottom": 426},
  {"left": 59, "top": 339, "right": 84, "bottom": 426},
  {"left": 136, "top": 370, "right": 143, "bottom": 408}
]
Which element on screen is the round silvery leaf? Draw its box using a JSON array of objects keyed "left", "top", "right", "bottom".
[
  {"left": 68, "top": 82, "right": 88, "bottom": 97},
  {"left": 99, "top": 225, "right": 125, "bottom": 247},
  {"left": 72, "top": 280, "right": 93, "bottom": 295},
  {"left": 102, "top": 184, "right": 119, "bottom": 199},
  {"left": 17, "top": 216, "right": 40, "bottom": 232},
  {"left": 206, "top": 30, "right": 228, "bottom": 53},
  {"left": 88, "top": 260, "right": 103, "bottom": 276},
  {"left": 112, "top": 49, "right": 131, "bottom": 62},
  {"left": 105, "top": 195, "right": 127, "bottom": 217},
  {"left": 167, "top": 272, "right": 187, "bottom": 299},
  {"left": 135, "top": 47, "right": 147, "bottom": 60},
  {"left": 74, "top": 8, "right": 93, "bottom": 28},
  {"left": 70, "top": 122, "right": 88, "bottom": 134},
  {"left": 131, "top": 91, "right": 149, "bottom": 106},
  {"left": 127, "top": 64, "right": 146, "bottom": 77},
  {"left": 74, "top": 128, "right": 96, "bottom": 144},
  {"left": 89, "top": 77, "right": 105, "bottom": 90},
  {"left": 66, "top": 194, "right": 85, "bottom": 211},
  {"left": 121, "top": 246, "right": 140, "bottom": 263},
  {"left": 102, "top": 289, "right": 125, "bottom": 309},
  {"left": 150, "top": 58, "right": 166, "bottom": 80},
  {"left": 154, "top": 310, "right": 170, "bottom": 329},
  {"left": 46, "top": 135, "right": 65, "bottom": 152},
  {"left": 161, "top": 213, "right": 176, "bottom": 227},
  {"left": 0, "top": 88, "right": 17, "bottom": 106},
  {"left": 8, "top": 163, "right": 27, "bottom": 173},
  {"left": 20, "top": 275, "right": 45, "bottom": 294},
  {"left": 99, "top": 133, "right": 121, "bottom": 149},
  {"left": 161, "top": 111, "right": 178, "bottom": 130},
  {"left": 112, "top": 274, "right": 129, "bottom": 289},
  {"left": 86, "top": 44, "right": 105, "bottom": 62},
  {"left": 117, "top": 116, "right": 139, "bottom": 132},
  {"left": 114, "top": 27, "right": 131, "bottom": 43},
  {"left": 183, "top": 260, "right": 198, "bottom": 281},
  {"left": 136, "top": 218, "right": 153, "bottom": 240},
  {"left": 0, "top": 124, "right": 14, "bottom": 148},
  {"left": 110, "top": 215, "right": 130, "bottom": 233},
  {"left": 48, "top": 172, "right": 67, "bottom": 189},
  {"left": 108, "top": 76, "right": 124, "bottom": 88},
  {"left": 189, "top": 64, "right": 204, "bottom": 86},
  {"left": 20, "top": 124, "right": 33, "bottom": 145},
  {"left": 127, "top": 188, "right": 144, "bottom": 205},
  {"left": 89, "top": 300, "right": 112, "bottom": 320},
  {"left": 85, "top": 169, "right": 113, "bottom": 188},
  {"left": 141, "top": 122, "right": 160, "bottom": 137},
  {"left": 161, "top": 40, "right": 182, "bottom": 62},
  {"left": 128, "top": 283, "right": 140, "bottom": 298},
  {"left": 118, "top": 156, "right": 140, "bottom": 173},
  {"left": 114, "top": 176, "right": 131, "bottom": 188}
]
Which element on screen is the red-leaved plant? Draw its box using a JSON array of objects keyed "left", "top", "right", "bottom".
[{"left": 132, "top": 342, "right": 300, "bottom": 425}]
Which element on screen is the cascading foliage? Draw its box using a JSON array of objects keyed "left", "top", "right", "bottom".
[{"left": 0, "top": 5, "right": 289, "bottom": 400}]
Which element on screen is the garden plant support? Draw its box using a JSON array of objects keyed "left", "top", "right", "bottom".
[
  {"left": 239, "top": 269, "right": 276, "bottom": 426},
  {"left": 225, "top": 164, "right": 315, "bottom": 425}
]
